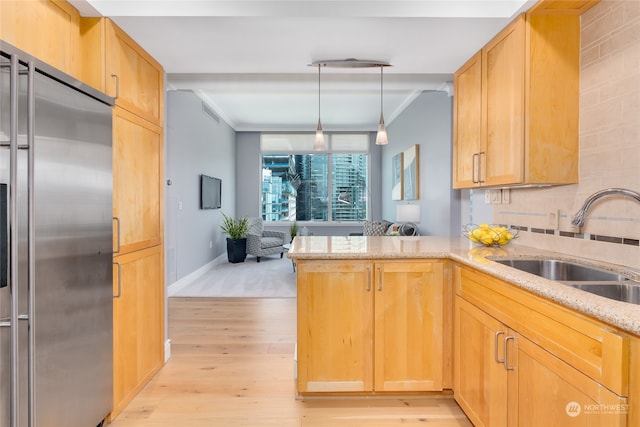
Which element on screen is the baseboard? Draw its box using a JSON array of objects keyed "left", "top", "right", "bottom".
[
  {"left": 167, "top": 254, "right": 226, "bottom": 296},
  {"left": 164, "top": 339, "right": 171, "bottom": 363}
]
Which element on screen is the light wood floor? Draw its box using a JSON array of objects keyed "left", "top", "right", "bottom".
[{"left": 108, "top": 297, "right": 473, "bottom": 427}]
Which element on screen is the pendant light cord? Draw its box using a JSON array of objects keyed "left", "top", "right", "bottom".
[
  {"left": 318, "top": 64, "right": 321, "bottom": 120},
  {"left": 380, "top": 66, "right": 384, "bottom": 114}
]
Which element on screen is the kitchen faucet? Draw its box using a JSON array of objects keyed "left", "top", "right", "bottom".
[{"left": 571, "top": 188, "right": 640, "bottom": 228}]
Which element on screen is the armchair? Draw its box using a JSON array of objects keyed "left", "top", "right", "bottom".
[{"left": 246, "top": 217, "right": 287, "bottom": 262}]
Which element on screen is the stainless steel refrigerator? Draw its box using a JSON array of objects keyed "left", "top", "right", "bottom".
[{"left": 0, "top": 42, "right": 114, "bottom": 427}]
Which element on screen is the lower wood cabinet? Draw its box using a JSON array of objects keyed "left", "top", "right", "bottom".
[
  {"left": 454, "top": 297, "right": 508, "bottom": 427},
  {"left": 454, "top": 266, "right": 628, "bottom": 427},
  {"left": 296, "top": 259, "right": 446, "bottom": 394},
  {"left": 112, "top": 244, "right": 165, "bottom": 418}
]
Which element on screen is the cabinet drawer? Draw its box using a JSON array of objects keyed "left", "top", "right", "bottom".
[{"left": 456, "top": 266, "right": 629, "bottom": 396}]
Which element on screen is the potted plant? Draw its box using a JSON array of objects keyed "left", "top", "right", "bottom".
[
  {"left": 289, "top": 221, "right": 298, "bottom": 243},
  {"left": 220, "top": 213, "right": 249, "bottom": 263}
]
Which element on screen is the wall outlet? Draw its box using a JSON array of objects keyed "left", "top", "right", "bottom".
[
  {"left": 548, "top": 210, "right": 560, "bottom": 230},
  {"left": 490, "top": 189, "right": 502, "bottom": 204},
  {"left": 501, "top": 189, "right": 510, "bottom": 204},
  {"left": 485, "top": 190, "right": 491, "bottom": 204}
]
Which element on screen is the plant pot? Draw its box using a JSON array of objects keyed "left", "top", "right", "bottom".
[{"left": 226, "top": 237, "right": 247, "bottom": 263}]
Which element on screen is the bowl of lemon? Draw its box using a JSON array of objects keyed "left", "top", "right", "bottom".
[{"left": 463, "top": 223, "right": 518, "bottom": 247}]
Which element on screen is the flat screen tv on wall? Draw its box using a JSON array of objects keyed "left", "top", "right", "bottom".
[{"left": 200, "top": 174, "right": 221, "bottom": 209}]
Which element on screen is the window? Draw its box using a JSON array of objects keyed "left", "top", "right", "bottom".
[{"left": 261, "top": 134, "right": 369, "bottom": 222}]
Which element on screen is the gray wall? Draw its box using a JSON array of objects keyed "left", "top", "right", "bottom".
[
  {"left": 165, "top": 90, "right": 236, "bottom": 283},
  {"left": 381, "top": 91, "right": 461, "bottom": 236}
]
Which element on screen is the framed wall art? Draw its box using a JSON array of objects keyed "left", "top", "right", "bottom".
[
  {"left": 403, "top": 144, "right": 419, "bottom": 200},
  {"left": 391, "top": 152, "right": 403, "bottom": 200}
]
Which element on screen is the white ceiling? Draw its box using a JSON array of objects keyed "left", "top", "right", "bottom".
[{"left": 74, "top": 0, "right": 535, "bottom": 131}]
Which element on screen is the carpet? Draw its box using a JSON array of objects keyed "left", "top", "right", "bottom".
[{"left": 169, "top": 255, "right": 297, "bottom": 298}]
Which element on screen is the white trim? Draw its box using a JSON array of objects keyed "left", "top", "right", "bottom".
[
  {"left": 164, "top": 339, "right": 171, "bottom": 363},
  {"left": 167, "top": 254, "right": 226, "bottom": 296}
]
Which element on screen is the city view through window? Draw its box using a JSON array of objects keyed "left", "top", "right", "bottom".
[{"left": 261, "top": 134, "right": 369, "bottom": 222}]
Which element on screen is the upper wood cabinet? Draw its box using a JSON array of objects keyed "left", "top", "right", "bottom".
[
  {"left": 0, "top": 0, "right": 81, "bottom": 77},
  {"left": 452, "top": 52, "right": 482, "bottom": 189},
  {"left": 113, "top": 107, "right": 164, "bottom": 255},
  {"left": 296, "top": 259, "right": 447, "bottom": 394},
  {"left": 453, "top": 13, "right": 580, "bottom": 188},
  {"left": 80, "top": 18, "right": 164, "bottom": 126},
  {"left": 528, "top": 0, "right": 601, "bottom": 15}
]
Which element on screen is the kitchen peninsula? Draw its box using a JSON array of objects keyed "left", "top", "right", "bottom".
[{"left": 289, "top": 236, "right": 639, "bottom": 427}]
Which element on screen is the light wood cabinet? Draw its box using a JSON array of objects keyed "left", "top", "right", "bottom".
[
  {"left": 79, "top": 18, "right": 164, "bottom": 126},
  {"left": 109, "top": 49, "right": 164, "bottom": 420},
  {"left": 514, "top": 330, "right": 627, "bottom": 427},
  {"left": 453, "top": 13, "right": 580, "bottom": 188},
  {"left": 112, "top": 245, "right": 164, "bottom": 418},
  {"left": 454, "top": 265, "right": 629, "bottom": 427},
  {"left": 105, "top": 20, "right": 164, "bottom": 125},
  {"left": 374, "top": 261, "right": 444, "bottom": 392},
  {"left": 296, "top": 259, "right": 446, "bottom": 394},
  {"left": 113, "top": 107, "right": 163, "bottom": 255},
  {"left": 0, "top": 0, "right": 81, "bottom": 77},
  {"left": 297, "top": 261, "right": 373, "bottom": 393},
  {"left": 454, "top": 297, "right": 508, "bottom": 427},
  {"left": 452, "top": 52, "right": 482, "bottom": 189},
  {"left": 528, "top": 0, "right": 601, "bottom": 15}
]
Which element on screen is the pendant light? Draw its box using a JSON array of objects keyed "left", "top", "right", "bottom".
[
  {"left": 375, "top": 65, "right": 389, "bottom": 145},
  {"left": 313, "top": 64, "right": 326, "bottom": 151}
]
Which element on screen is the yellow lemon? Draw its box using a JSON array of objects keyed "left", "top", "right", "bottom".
[{"left": 480, "top": 232, "right": 495, "bottom": 245}]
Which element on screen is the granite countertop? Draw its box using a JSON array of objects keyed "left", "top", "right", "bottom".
[{"left": 288, "top": 235, "right": 640, "bottom": 337}]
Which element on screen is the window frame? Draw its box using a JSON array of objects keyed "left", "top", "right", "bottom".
[{"left": 260, "top": 132, "right": 371, "bottom": 225}]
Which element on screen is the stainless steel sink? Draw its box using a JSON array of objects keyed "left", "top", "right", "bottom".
[
  {"left": 491, "top": 258, "right": 639, "bottom": 305},
  {"left": 492, "top": 259, "right": 630, "bottom": 282},
  {"left": 566, "top": 282, "right": 640, "bottom": 305}
]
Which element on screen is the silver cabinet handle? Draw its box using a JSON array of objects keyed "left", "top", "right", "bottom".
[
  {"left": 113, "top": 216, "right": 121, "bottom": 254},
  {"left": 366, "top": 266, "right": 371, "bottom": 292},
  {"left": 113, "top": 261, "right": 122, "bottom": 298},
  {"left": 472, "top": 153, "right": 479, "bottom": 184},
  {"left": 494, "top": 330, "right": 506, "bottom": 364},
  {"left": 377, "top": 266, "right": 383, "bottom": 291},
  {"left": 504, "top": 335, "right": 516, "bottom": 371},
  {"left": 111, "top": 74, "right": 120, "bottom": 99},
  {"left": 477, "top": 151, "right": 485, "bottom": 184}
]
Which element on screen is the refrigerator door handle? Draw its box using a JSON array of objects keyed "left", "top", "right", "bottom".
[
  {"left": 8, "top": 51, "right": 20, "bottom": 427},
  {"left": 26, "top": 59, "right": 36, "bottom": 427}
]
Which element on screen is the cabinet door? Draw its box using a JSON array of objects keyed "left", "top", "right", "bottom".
[
  {"left": 453, "top": 52, "right": 482, "bottom": 188},
  {"left": 105, "top": 20, "right": 164, "bottom": 125},
  {"left": 481, "top": 15, "right": 525, "bottom": 186},
  {"left": 112, "top": 245, "right": 165, "bottom": 418},
  {"left": 0, "top": 0, "right": 80, "bottom": 77},
  {"left": 454, "top": 297, "right": 508, "bottom": 427},
  {"left": 113, "top": 107, "right": 163, "bottom": 254},
  {"left": 297, "top": 261, "right": 374, "bottom": 393},
  {"left": 374, "top": 261, "right": 444, "bottom": 392},
  {"left": 513, "top": 333, "right": 627, "bottom": 427}
]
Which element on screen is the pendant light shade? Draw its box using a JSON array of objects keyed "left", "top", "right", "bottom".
[
  {"left": 313, "top": 64, "right": 326, "bottom": 151},
  {"left": 375, "top": 65, "right": 389, "bottom": 145}
]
